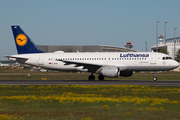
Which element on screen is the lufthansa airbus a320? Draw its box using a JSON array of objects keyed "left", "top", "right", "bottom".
[{"left": 5, "top": 26, "right": 179, "bottom": 81}]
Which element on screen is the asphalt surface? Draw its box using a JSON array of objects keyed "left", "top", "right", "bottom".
[{"left": 0, "top": 80, "right": 180, "bottom": 86}]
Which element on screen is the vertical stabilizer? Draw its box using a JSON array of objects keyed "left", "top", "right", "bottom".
[{"left": 11, "top": 26, "right": 44, "bottom": 54}]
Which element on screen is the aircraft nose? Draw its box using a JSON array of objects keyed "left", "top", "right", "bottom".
[{"left": 173, "top": 60, "right": 179, "bottom": 68}]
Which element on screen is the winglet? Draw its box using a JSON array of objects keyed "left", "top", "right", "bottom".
[{"left": 11, "top": 26, "right": 44, "bottom": 54}]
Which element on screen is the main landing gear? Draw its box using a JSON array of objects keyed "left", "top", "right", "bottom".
[
  {"left": 98, "top": 74, "right": 104, "bottom": 81},
  {"left": 88, "top": 75, "right": 95, "bottom": 81},
  {"left": 88, "top": 74, "right": 105, "bottom": 81},
  {"left": 153, "top": 72, "right": 157, "bottom": 81}
]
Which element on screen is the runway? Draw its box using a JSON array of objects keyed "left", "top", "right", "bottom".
[{"left": 0, "top": 80, "right": 180, "bottom": 86}]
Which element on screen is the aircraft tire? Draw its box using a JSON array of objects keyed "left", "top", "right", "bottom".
[
  {"left": 88, "top": 75, "right": 95, "bottom": 81},
  {"left": 98, "top": 74, "right": 104, "bottom": 81},
  {"left": 153, "top": 77, "right": 157, "bottom": 81}
]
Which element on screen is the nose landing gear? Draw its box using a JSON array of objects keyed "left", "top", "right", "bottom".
[{"left": 153, "top": 72, "right": 157, "bottom": 81}]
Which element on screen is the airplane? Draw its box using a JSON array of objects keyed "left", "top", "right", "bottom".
[
  {"left": 5, "top": 26, "right": 179, "bottom": 81},
  {"left": 0, "top": 63, "right": 10, "bottom": 67}
]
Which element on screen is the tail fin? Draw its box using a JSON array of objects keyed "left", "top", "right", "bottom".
[{"left": 11, "top": 26, "right": 44, "bottom": 54}]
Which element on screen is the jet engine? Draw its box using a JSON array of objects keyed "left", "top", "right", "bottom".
[
  {"left": 98, "top": 66, "right": 120, "bottom": 78},
  {"left": 120, "top": 71, "right": 133, "bottom": 77}
]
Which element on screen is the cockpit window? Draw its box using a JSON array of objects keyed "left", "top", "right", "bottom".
[{"left": 162, "top": 57, "right": 172, "bottom": 60}]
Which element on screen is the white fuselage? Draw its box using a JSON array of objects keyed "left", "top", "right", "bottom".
[{"left": 9, "top": 52, "right": 179, "bottom": 72}]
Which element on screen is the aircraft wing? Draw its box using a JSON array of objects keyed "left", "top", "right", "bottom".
[
  {"left": 58, "top": 59, "right": 128, "bottom": 72},
  {"left": 58, "top": 60, "right": 102, "bottom": 72}
]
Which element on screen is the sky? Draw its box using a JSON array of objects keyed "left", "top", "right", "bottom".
[{"left": 0, "top": 0, "right": 180, "bottom": 60}]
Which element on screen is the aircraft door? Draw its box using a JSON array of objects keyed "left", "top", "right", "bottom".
[
  {"left": 150, "top": 54, "right": 156, "bottom": 64},
  {"left": 38, "top": 55, "right": 44, "bottom": 65}
]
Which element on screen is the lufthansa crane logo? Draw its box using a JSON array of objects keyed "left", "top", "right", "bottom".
[{"left": 16, "top": 34, "right": 27, "bottom": 46}]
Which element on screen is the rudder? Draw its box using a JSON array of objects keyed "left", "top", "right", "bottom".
[{"left": 11, "top": 26, "right": 44, "bottom": 54}]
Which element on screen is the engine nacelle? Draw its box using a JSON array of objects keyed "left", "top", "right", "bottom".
[
  {"left": 120, "top": 71, "right": 133, "bottom": 77},
  {"left": 98, "top": 66, "right": 120, "bottom": 78}
]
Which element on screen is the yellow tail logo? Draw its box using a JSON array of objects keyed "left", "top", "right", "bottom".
[{"left": 16, "top": 34, "right": 27, "bottom": 46}]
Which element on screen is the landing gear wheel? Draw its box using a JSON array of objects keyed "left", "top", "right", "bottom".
[
  {"left": 98, "top": 74, "right": 104, "bottom": 81},
  {"left": 88, "top": 75, "right": 95, "bottom": 81},
  {"left": 153, "top": 72, "right": 157, "bottom": 81},
  {"left": 153, "top": 77, "right": 157, "bottom": 81}
]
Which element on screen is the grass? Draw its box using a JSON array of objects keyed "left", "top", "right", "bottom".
[
  {"left": 0, "top": 85, "right": 180, "bottom": 120},
  {"left": 0, "top": 68, "right": 180, "bottom": 80},
  {"left": 0, "top": 69, "right": 180, "bottom": 119}
]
